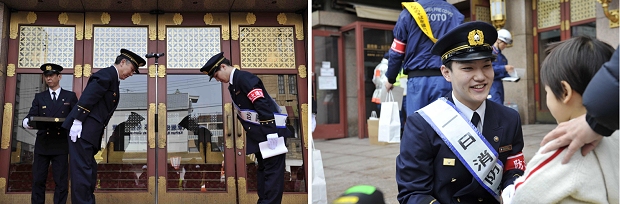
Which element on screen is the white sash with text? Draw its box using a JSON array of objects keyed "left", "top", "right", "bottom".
[{"left": 417, "top": 98, "right": 502, "bottom": 201}]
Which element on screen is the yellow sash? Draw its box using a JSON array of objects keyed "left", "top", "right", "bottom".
[{"left": 402, "top": 2, "right": 437, "bottom": 43}]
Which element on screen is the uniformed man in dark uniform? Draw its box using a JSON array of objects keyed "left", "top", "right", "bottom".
[
  {"left": 200, "top": 52, "right": 292, "bottom": 204},
  {"left": 385, "top": 0, "right": 464, "bottom": 116},
  {"left": 396, "top": 22, "right": 526, "bottom": 203},
  {"left": 62, "top": 49, "right": 145, "bottom": 204},
  {"left": 23, "top": 63, "right": 78, "bottom": 204}
]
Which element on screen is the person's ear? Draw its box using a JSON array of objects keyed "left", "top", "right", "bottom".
[
  {"left": 441, "top": 65, "right": 451, "bottom": 82},
  {"left": 58, "top": 74, "right": 62, "bottom": 80},
  {"left": 560, "top": 81, "right": 573, "bottom": 104}
]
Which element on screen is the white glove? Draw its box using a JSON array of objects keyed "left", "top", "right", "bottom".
[
  {"left": 267, "top": 133, "right": 278, "bottom": 150},
  {"left": 501, "top": 184, "right": 515, "bottom": 204},
  {"left": 22, "top": 118, "right": 32, "bottom": 129},
  {"left": 69, "top": 120, "right": 82, "bottom": 143}
]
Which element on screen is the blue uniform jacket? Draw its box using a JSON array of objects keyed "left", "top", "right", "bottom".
[
  {"left": 490, "top": 46, "right": 510, "bottom": 104},
  {"left": 584, "top": 46, "right": 619, "bottom": 134},
  {"left": 386, "top": 0, "right": 464, "bottom": 83},
  {"left": 26, "top": 89, "right": 78, "bottom": 155},
  {"left": 228, "top": 70, "right": 292, "bottom": 155},
  {"left": 62, "top": 66, "right": 120, "bottom": 148},
  {"left": 396, "top": 94, "right": 524, "bottom": 204}
]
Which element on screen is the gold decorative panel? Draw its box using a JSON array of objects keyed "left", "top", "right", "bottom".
[
  {"left": 148, "top": 64, "right": 156, "bottom": 78},
  {"left": 57, "top": 13, "right": 84, "bottom": 40},
  {"left": 93, "top": 27, "right": 148, "bottom": 68},
  {"left": 158, "top": 103, "right": 167, "bottom": 148},
  {"left": 537, "top": 0, "right": 561, "bottom": 28},
  {"left": 298, "top": 65, "right": 307, "bottom": 78},
  {"left": 276, "top": 13, "right": 304, "bottom": 41},
  {"left": 231, "top": 13, "right": 257, "bottom": 40},
  {"left": 476, "top": 6, "right": 492, "bottom": 23},
  {"left": 571, "top": 0, "right": 596, "bottom": 22},
  {"left": 301, "top": 103, "right": 308, "bottom": 149},
  {"left": 18, "top": 26, "right": 75, "bottom": 69},
  {"left": 166, "top": 27, "right": 221, "bottom": 68},
  {"left": 7, "top": 64, "right": 15, "bottom": 77},
  {"left": 2, "top": 103, "right": 13, "bottom": 149},
  {"left": 74, "top": 64, "right": 82, "bottom": 78},
  {"left": 225, "top": 103, "right": 233, "bottom": 149},
  {"left": 158, "top": 65, "right": 165, "bottom": 77},
  {"left": 204, "top": 13, "right": 230, "bottom": 40},
  {"left": 10, "top": 12, "right": 37, "bottom": 39},
  {"left": 239, "top": 27, "right": 295, "bottom": 69},
  {"left": 149, "top": 103, "right": 156, "bottom": 148},
  {"left": 83, "top": 64, "right": 92, "bottom": 77}
]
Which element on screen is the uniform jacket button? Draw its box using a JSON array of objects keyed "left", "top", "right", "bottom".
[
  {"left": 46, "top": 132, "right": 49, "bottom": 135},
  {"left": 478, "top": 198, "right": 483, "bottom": 202},
  {"left": 248, "top": 127, "right": 251, "bottom": 130},
  {"left": 451, "top": 178, "right": 456, "bottom": 182},
  {"left": 57, "top": 132, "right": 60, "bottom": 135},
  {"left": 457, "top": 198, "right": 460, "bottom": 202}
]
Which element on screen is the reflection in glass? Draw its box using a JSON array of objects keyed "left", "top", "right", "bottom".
[
  {"left": 166, "top": 75, "right": 225, "bottom": 192},
  {"left": 97, "top": 75, "right": 148, "bottom": 191},
  {"left": 19, "top": 26, "right": 75, "bottom": 68},
  {"left": 571, "top": 22, "right": 596, "bottom": 38},
  {"left": 249, "top": 74, "right": 306, "bottom": 193},
  {"left": 8, "top": 74, "right": 74, "bottom": 192},
  {"left": 313, "top": 36, "right": 341, "bottom": 124},
  {"left": 363, "top": 28, "right": 393, "bottom": 119},
  {"left": 538, "top": 29, "right": 561, "bottom": 115}
]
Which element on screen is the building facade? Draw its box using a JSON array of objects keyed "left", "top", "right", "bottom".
[
  {"left": 0, "top": 0, "right": 309, "bottom": 203},
  {"left": 312, "top": 0, "right": 619, "bottom": 139}
]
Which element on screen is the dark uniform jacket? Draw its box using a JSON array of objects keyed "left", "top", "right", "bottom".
[
  {"left": 386, "top": 0, "right": 464, "bottom": 83},
  {"left": 62, "top": 66, "right": 120, "bottom": 149},
  {"left": 396, "top": 94, "right": 525, "bottom": 204},
  {"left": 26, "top": 89, "right": 78, "bottom": 155},
  {"left": 584, "top": 46, "right": 619, "bottom": 135},
  {"left": 228, "top": 70, "right": 292, "bottom": 155}
]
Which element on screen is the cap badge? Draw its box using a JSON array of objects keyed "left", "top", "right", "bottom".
[
  {"left": 46, "top": 65, "right": 52, "bottom": 70},
  {"left": 468, "top": 29, "right": 484, "bottom": 46}
]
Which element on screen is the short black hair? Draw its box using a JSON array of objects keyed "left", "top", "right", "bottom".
[
  {"left": 540, "top": 36, "right": 614, "bottom": 100},
  {"left": 114, "top": 56, "right": 124, "bottom": 65},
  {"left": 220, "top": 58, "right": 231, "bottom": 67}
]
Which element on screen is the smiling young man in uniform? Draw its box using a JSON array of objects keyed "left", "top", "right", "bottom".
[{"left": 396, "top": 22, "right": 526, "bottom": 203}]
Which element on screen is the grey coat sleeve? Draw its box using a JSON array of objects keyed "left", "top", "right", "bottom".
[{"left": 582, "top": 46, "right": 619, "bottom": 136}]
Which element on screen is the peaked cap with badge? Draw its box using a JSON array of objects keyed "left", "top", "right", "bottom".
[
  {"left": 119, "top": 49, "right": 146, "bottom": 74},
  {"left": 201, "top": 52, "right": 226, "bottom": 81},
  {"left": 431, "top": 21, "right": 498, "bottom": 64},
  {"left": 40, "top": 63, "right": 64, "bottom": 75}
]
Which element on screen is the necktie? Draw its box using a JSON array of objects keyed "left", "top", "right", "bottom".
[
  {"left": 471, "top": 112, "right": 481, "bottom": 129},
  {"left": 52, "top": 92, "right": 57, "bottom": 101}
]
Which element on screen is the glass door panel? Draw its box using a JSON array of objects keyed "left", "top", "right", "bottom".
[
  {"left": 8, "top": 74, "right": 74, "bottom": 192},
  {"left": 165, "top": 75, "right": 226, "bottom": 192},
  {"left": 96, "top": 75, "right": 148, "bottom": 191},
  {"left": 536, "top": 29, "right": 561, "bottom": 123}
]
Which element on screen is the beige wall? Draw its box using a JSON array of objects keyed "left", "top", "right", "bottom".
[
  {"left": 502, "top": 0, "right": 618, "bottom": 125},
  {"left": 596, "top": 0, "right": 619, "bottom": 46},
  {"left": 502, "top": 0, "right": 536, "bottom": 124}
]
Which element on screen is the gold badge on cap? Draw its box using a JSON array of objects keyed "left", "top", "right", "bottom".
[
  {"left": 46, "top": 65, "right": 52, "bottom": 70},
  {"left": 494, "top": 136, "right": 499, "bottom": 142},
  {"left": 468, "top": 29, "right": 484, "bottom": 46}
]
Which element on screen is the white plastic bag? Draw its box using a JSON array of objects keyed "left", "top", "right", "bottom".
[
  {"left": 378, "top": 91, "right": 401, "bottom": 143},
  {"left": 311, "top": 140, "right": 328, "bottom": 204}
]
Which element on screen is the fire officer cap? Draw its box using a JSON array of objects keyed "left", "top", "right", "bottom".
[
  {"left": 431, "top": 21, "right": 498, "bottom": 64},
  {"left": 118, "top": 49, "right": 146, "bottom": 74},
  {"left": 40, "top": 63, "right": 63, "bottom": 76},
  {"left": 200, "top": 52, "right": 227, "bottom": 81}
]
